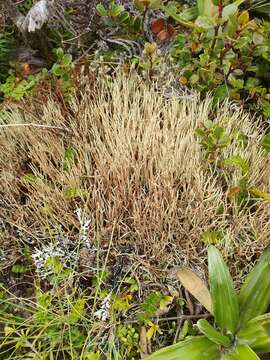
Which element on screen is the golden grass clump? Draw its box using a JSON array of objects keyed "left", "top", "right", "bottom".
[{"left": 0, "top": 74, "right": 269, "bottom": 277}]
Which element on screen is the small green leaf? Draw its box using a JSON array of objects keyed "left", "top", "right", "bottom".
[
  {"left": 201, "top": 231, "right": 223, "bottom": 245},
  {"left": 149, "top": 0, "right": 161, "bottom": 10},
  {"left": 64, "top": 187, "right": 85, "bottom": 199},
  {"left": 62, "top": 54, "right": 72, "bottom": 67},
  {"left": 238, "top": 246, "right": 270, "bottom": 327},
  {"left": 261, "top": 133, "right": 270, "bottom": 153},
  {"left": 68, "top": 298, "right": 86, "bottom": 324},
  {"left": 208, "top": 246, "right": 239, "bottom": 334},
  {"left": 197, "top": 319, "right": 231, "bottom": 347},
  {"left": 64, "top": 146, "right": 76, "bottom": 172},
  {"left": 134, "top": 0, "right": 145, "bottom": 11},
  {"left": 96, "top": 3, "right": 108, "bottom": 16},
  {"left": 213, "top": 85, "right": 229, "bottom": 105},
  {"left": 178, "top": 320, "right": 190, "bottom": 341},
  {"left": 131, "top": 16, "right": 142, "bottom": 32},
  {"left": 84, "top": 352, "right": 101, "bottom": 360},
  {"left": 224, "top": 345, "right": 260, "bottom": 359},
  {"left": 145, "top": 336, "right": 220, "bottom": 360},
  {"left": 237, "top": 313, "right": 270, "bottom": 353},
  {"left": 222, "top": 4, "right": 238, "bottom": 19},
  {"left": 11, "top": 264, "right": 27, "bottom": 274},
  {"left": 21, "top": 173, "right": 40, "bottom": 185},
  {"left": 118, "top": 11, "right": 129, "bottom": 23},
  {"left": 224, "top": 155, "right": 250, "bottom": 178},
  {"left": 111, "top": 3, "right": 124, "bottom": 17}
]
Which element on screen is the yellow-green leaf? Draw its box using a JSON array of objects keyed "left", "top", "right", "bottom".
[
  {"left": 4, "top": 326, "right": 15, "bottom": 337},
  {"left": 208, "top": 246, "right": 239, "bottom": 334},
  {"left": 238, "top": 10, "right": 249, "bottom": 26},
  {"left": 224, "top": 345, "right": 260, "bottom": 359},
  {"left": 68, "top": 298, "right": 86, "bottom": 324},
  {"left": 238, "top": 246, "right": 270, "bottom": 327},
  {"left": 197, "top": 319, "right": 231, "bottom": 347},
  {"left": 237, "top": 313, "right": 270, "bottom": 353},
  {"left": 145, "top": 336, "right": 220, "bottom": 360},
  {"left": 250, "top": 187, "right": 270, "bottom": 201}
]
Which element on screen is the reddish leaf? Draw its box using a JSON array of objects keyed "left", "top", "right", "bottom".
[{"left": 151, "top": 18, "right": 165, "bottom": 34}]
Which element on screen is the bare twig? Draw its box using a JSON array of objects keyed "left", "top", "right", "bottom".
[{"left": 124, "top": 313, "right": 211, "bottom": 324}]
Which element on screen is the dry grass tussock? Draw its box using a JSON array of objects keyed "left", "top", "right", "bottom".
[{"left": 0, "top": 74, "right": 269, "bottom": 279}]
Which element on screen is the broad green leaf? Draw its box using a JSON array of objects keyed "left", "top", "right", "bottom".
[
  {"left": 208, "top": 246, "right": 239, "bottom": 334},
  {"left": 197, "top": 319, "right": 231, "bottom": 347},
  {"left": 176, "top": 268, "right": 212, "bottom": 313},
  {"left": 224, "top": 345, "right": 260, "bottom": 359},
  {"left": 238, "top": 246, "right": 270, "bottom": 327},
  {"left": 145, "top": 336, "right": 220, "bottom": 360},
  {"left": 237, "top": 313, "right": 270, "bottom": 353}
]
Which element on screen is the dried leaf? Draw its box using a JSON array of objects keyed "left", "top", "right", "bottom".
[
  {"left": 140, "top": 326, "right": 149, "bottom": 358},
  {"left": 176, "top": 268, "right": 212, "bottom": 313}
]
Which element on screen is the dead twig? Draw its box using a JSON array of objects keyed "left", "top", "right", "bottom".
[
  {"left": 124, "top": 313, "right": 211, "bottom": 324},
  {"left": 0, "top": 123, "right": 71, "bottom": 134}
]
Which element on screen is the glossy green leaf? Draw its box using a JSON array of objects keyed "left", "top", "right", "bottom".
[
  {"left": 208, "top": 246, "right": 239, "bottom": 334},
  {"left": 145, "top": 336, "right": 220, "bottom": 360},
  {"left": 197, "top": 319, "right": 231, "bottom": 347},
  {"left": 238, "top": 246, "right": 270, "bottom": 327},
  {"left": 237, "top": 313, "right": 270, "bottom": 353},
  {"left": 224, "top": 345, "right": 260, "bottom": 359}
]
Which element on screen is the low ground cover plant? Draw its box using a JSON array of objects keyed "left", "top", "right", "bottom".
[
  {"left": 0, "top": 1, "right": 269, "bottom": 358},
  {"left": 0, "top": 74, "right": 269, "bottom": 358}
]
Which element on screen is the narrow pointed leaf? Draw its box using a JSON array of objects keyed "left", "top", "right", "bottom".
[
  {"left": 145, "top": 336, "right": 220, "bottom": 360},
  {"left": 224, "top": 345, "right": 260, "bottom": 359},
  {"left": 176, "top": 268, "right": 212, "bottom": 313},
  {"left": 197, "top": 319, "right": 231, "bottom": 347},
  {"left": 208, "top": 246, "right": 239, "bottom": 334},
  {"left": 237, "top": 313, "right": 270, "bottom": 353},
  {"left": 238, "top": 246, "right": 270, "bottom": 327}
]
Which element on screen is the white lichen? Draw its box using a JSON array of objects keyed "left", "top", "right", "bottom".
[{"left": 93, "top": 294, "right": 111, "bottom": 321}]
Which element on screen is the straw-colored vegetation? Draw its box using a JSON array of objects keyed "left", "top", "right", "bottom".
[{"left": 1, "top": 75, "right": 269, "bottom": 278}]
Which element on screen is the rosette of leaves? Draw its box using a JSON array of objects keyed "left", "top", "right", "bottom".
[{"left": 146, "top": 245, "right": 270, "bottom": 359}]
